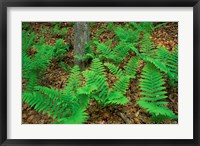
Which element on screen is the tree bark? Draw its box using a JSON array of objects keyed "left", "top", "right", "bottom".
[{"left": 74, "top": 22, "right": 90, "bottom": 69}]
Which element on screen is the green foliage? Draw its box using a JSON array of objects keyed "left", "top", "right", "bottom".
[
  {"left": 138, "top": 63, "right": 177, "bottom": 122},
  {"left": 140, "top": 33, "right": 155, "bottom": 56},
  {"left": 81, "top": 58, "right": 129, "bottom": 106},
  {"left": 90, "top": 58, "right": 106, "bottom": 77},
  {"left": 131, "top": 22, "right": 167, "bottom": 33},
  {"left": 155, "top": 46, "right": 178, "bottom": 86},
  {"left": 53, "top": 24, "right": 68, "bottom": 37},
  {"left": 23, "top": 66, "right": 90, "bottom": 124},
  {"left": 124, "top": 56, "right": 140, "bottom": 78},
  {"left": 53, "top": 39, "right": 69, "bottom": 60},
  {"left": 131, "top": 22, "right": 154, "bottom": 33},
  {"left": 114, "top": 26, "right": 140, "bottom": 43},
  {"left": 104, "top": 63, "right": 123, "bottom": 78},
  {"left": 74, "top": 42, "right": 95, "bottom": 61},
  {"left": 22, "top": 31, "right": 36, "bottom": 53},
  {"left": 95, "top": 41, "right": 132, "bottom": 64},
  {"left": 107, "top": 22, "right": 115, "bottom": 31},
  {"left": 22, "top": 22, "right": 32, "bottom": 31},
  {"left": 22, "top": 31, "right": 54, "bottom": 91},
  {"left": 104, "top": 56, "right": 140, "bottom": 79},
  {"left": 112, "top": 76, "right": 130, "bottom": 95},
  {"left": 59, "top": 61, "right": 71, "bottom": 73},
  {"left": 132, "top": 45, "right": 178, "bottom": 87},
  {"left": 22, "top": 22, "right": 178, "bottom": 124}
]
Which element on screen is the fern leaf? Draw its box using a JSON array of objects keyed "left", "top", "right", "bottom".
[
  {"left": 55, "top": 109, "right": 88, "bottom": 124},
  {"left": 124, "top": 56, "right": 140, "bottom": 78},
  {"left": 141, "top": 33, "right": 154, "bottom": 55},
  {"left": 105, "top": 91, "right": 129, "bottom": 106},
  {"left": 90, "top": 58, "right": 106, "bottom": 77},
  {"left": 83, "top": 70, "right": 108, "bottom": 102},
  {"left": 94, "top": 41, "right": 112, "bottom": 58},
  {"left": 65, "top": 65, "right": 82, "bottom": 91},
  {"left": 114, "top": 27, "right": 139, "bottom": 43},
  {"left": 104, "top": 63, "right": 123, "bottom": 78},
  {"left": 77, "top": 85, "right": 98, "bottom": 95},
  {"left": 112, "top": 76, "right": 130, "bottom": 95},
  {"left": 138, "top": 63, "right": 176, "bottom": 122}
]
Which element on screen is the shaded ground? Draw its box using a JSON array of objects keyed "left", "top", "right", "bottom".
[{"left": 22, "top": 22, "right": 178, "bottom": 124}]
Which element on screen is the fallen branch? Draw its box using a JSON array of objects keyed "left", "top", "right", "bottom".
[{"left": 116, "top": 112, "right": 131, "bottom": 124}]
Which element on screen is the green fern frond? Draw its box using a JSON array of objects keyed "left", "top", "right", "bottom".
[
  {"left": 31, "top": 44, "right": 54, "bottom": 73},
  {"left": 155, "top": 46, "right": 178, "bottom": 86},
  {"left": 59, "top": 61, "right": 71, "bottom": 73},
  {"left": 156, "top": 46, "right": 171, "bottom": 61},
  {"left": 112, "top": 76, "right": 131, "bottom": 95},
  {"left": 64, "top": 65, "right": 82, "bottom": 91},
  {"left": 55, "top": 109, "right": 88, "bottom": 124},
  {"left": 167, "top": 46, "right": 178, "bottom": 83},
  {"left": 34, "top": 86, "right": 61, "bottom": 100},
  {"left": 90, "top": 58, "right": 106, "bottom": 77},
  {"left": 26, "top": 73, "right": 38, "bottom": 92},
  {"left": 138, "top": 63, "right": 176, "bottom": 122},
  {"left": 114, "top": 27, "right": 139, "bottom": 43},
  {"left": 124, "top": 56, "right": 140, "bottom": 78},
  {"left": 83, "top": 70, "right": 109, "bottom": 102},
  {"left": 105, "top": 91, "right": 129, "bottom": 106},
  {"left": 104, "top": 63, "right": 123, "bottom": 78},
  {"left": 131, "top": 22, "right": 153, "bottom": 33},
  {"left": 53, "top": 39, "right": 68, "bottom": 60},
  {"left": 77, "top": 85, "right": 98, "bottom": 95},
  {"left": 94, "top": 41, "right": 112, "bottom": 59},
  {"left": 110, "top": 42, "right": 132, "bottom": 63},
  {"left": 141, "top": 33, "right": 154, "bottom": 55},
  {"left": 22, "top": 31, "right": 36, "bottom": 53}
]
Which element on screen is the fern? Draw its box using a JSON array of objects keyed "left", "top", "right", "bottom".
[
  {"left": 55, "top": 108, "right": 88, "bottom": 124},
  {"left": 74, "top": 42, "right": 95, "bottom": 61},
  {"left": 140, "top": 32, "right": 155, "bottom": 56},
  {"left": 53, "top": 24, "right": 68, "bottom": 37},
  {"left": 83, "top": 70, "right": 108, "bottom": 103},
  {"left": 104, "top": 63, "right": 123, "bottom": 78},
  {"left": 22, "top": 31, "right": 36, "bottom": 53},
  {"left": 54, "top": 39, "right": 69, "bottom": 60},
  {"left": 166, "top": 46, "right": 178, "bottom": 85},
  {"left": 110, "top": 42, "right": 132, "bottom": 64},
  {"left": 22, "top": 31, "right": 54, "bottom": 91},
  {"left": 23, "top": 66, "right": 89, "bottom": 124},
  {"left": 131, "top": 22, "right": 167, "bottom": 33},
  {"left": 131, "top": 22, "right": 154, "bottom": 33},
  {"left": 95, "top": 41, "right": 132, "bottom": 64},
  {"left": 25, "top": 73, "right": 38, "bottom": 92},
  {"left": 95, "top": 41, "right": 112, "bottom": 60},
  {"left": 64, "top": 65, "right": 82, "bottom": 92},
  {"left": 138, "top": 63, "right": 177, "bottom": 122},
  {"left": 90, "top": 58, "right": 106, "bottom": 77},
  {"left": 112, "top": 76, "right": 131, "bottom": 95},
  {"left": 104, "top": 91, "right": 128, "bottom": 105},
  {"left": 59, "top": 61, "right": 71, "bottom": 73},
  {"left": 104, "top": 56, "right": 140, "bottom": 79},
  {"left": 124, "top": 56, "right": 140, "bottom": 78},
  {"left": 82, "top": 59, "right": 129, "bottom": 106},
  {"left": 114, "top": 27, "right": 140, "bottom": 43},
  {"left": 155, "top": 46, "right": 178, "bottom": 86}
]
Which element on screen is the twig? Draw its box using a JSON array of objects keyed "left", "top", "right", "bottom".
[{"left": 116, "top": 112, "right": 131, "bottom": 124}]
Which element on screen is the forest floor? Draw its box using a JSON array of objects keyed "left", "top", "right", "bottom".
[{"left": 22, "top": 22, "right": 178, "bottom": 124}]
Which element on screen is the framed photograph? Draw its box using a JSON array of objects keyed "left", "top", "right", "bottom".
[{"left": 0, "top": 0, "right": 199, "bottom": 145}]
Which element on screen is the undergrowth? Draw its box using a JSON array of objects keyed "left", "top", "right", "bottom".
[{"left": 22, "top": 22, "right": 178, "bottom": 124}]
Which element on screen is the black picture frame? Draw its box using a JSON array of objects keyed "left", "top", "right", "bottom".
[{"left": 0, "top": 0, "right": 199, "bottom": 146}]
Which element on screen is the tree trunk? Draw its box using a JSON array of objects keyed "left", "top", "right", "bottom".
[{"left": 74, "top": 22, "right": 90, "bottom": 69}]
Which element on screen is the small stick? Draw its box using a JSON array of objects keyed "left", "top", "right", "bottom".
[{"left": 116, "top": 112, "right": 131, "bottom": 124}]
